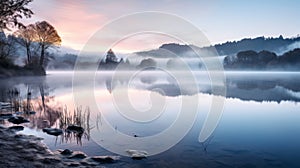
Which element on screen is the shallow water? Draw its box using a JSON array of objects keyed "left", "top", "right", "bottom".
[{"left": 1, "top": 71, "right": 300, "bottom": 167}]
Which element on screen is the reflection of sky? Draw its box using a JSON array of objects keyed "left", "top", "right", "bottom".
[{"left": 2, "top": 72, "right": 300, "bottom": 166}]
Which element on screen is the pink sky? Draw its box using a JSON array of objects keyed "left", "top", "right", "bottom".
[
  {"left": 19, "top": 0, "right": 300, "bottom": 53},
  {"left": 20, "top": 0, "right": 213, "bottom": 52}
]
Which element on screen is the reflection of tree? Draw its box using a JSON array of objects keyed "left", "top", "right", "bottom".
[
  {"left": 0, "top": 76, "right": 92, "bottom": 146},
  {"left": 225, "top": 75, "right": 300, "bottom": 102},
  {"left": 24, "top": 83, "right": 61, "bottom": 130}
]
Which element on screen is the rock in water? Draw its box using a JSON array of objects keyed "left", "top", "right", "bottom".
[
  {"left": 8, "top": 116, "right": 30, "bottom": 124},
  {"left": 25, "top": 111, "right": 36, "bottom": 115},
  {"left": 0, "top": 113, "right": 13, "bottom": 120},
  {"left": 68, "top": 151, "right": 87, "bottom": 159},
  {"left": 60, "top": 149, "right": 73, "bottom": 155},
  {"left": 126, "top": 149, "right": 148, "bottom": 160},
  {"left": 42, "top": 128, "right": 63, "bottom": 136},
  {"left": 91, "top": 156, "right": 120, "bottom": 163},
  {"left": 15, "top": 111, "right": 24, "bottom": 115},
  {"left": 8, "top": 126, "right": 24, "bottom": 132},
  {"left": 66, "top": 125, "right": 84, "bottom": 134}
]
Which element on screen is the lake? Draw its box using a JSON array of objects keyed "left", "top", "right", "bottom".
[{"left": 1, "top": 71, "right": 300, "bottom": 167}]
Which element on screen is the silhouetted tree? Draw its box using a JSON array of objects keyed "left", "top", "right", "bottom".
[
  {"left": 0, "top": 0, "right": 34, "bottom": 31},
  {"left": 33, "top": 21, "right": 61, "bottom": 66},
  {"left": 279, "top": 48, "right": 300, "bottom": 67},
  {"left": 137, "top": 58, "right": 157, "bottom": 69},
  {"left": 0, "top": 33, "right": 16, "bottom": 67},
  {"left": 236, "top": 50, "right": 258, "bottom": 64},
  {"left": 13, "top": 24, "right": 36, "bottom": 64},
  {"left": 257, "top": 51, "right": 277, "bottom": 64}
]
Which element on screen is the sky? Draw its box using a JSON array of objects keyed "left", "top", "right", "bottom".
[{"left": 20, "top": 0, "right": 300, "bottom": 53}]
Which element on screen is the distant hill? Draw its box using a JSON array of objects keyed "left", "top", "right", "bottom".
[
  {"left": 210, "top": 35, "right": 300, "bottom": 55},
  {"left": 135, "top": 35, "right": 300, "bottom": 57},
  {"left": 224, "top": 48, "right": 300, "bottom": 70},
  {"left": 135, "top": 43, "right": 202, "bottom": 58}
]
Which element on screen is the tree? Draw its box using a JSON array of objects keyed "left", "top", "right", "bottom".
[
  {"left": 137, "top": 58, "right": 157, "bottom": 69},
  {"left": 0, "top": 0, "right": 34, "bottom": 31},
  {"left": 0, "top": 33, "right": 16, "bottom": 67},
  {"left": 13, "top": 24, "right": 36, "bottom": 64},
  {"left": 33, "top": 21, "right": 61, "bottom": 66}
]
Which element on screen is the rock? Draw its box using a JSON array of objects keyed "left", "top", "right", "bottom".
[
  {"left": 66, "top": 125, "right": 84, "bottom": 134},
  {"left": 68, "top": 151, "right": 87, "bottom": 159},
  {"left": 67, "top": 162, "right": 80, "bottom": 167},
  {"left": 126, "top": 150, "right": 148, "bottom": 160},
  {"left": 80, "top": 161, "right": 97, "bottom": 167},
  {"left": 60, "top": 149, "right": 73, "bottom": 155},
  {"left": 42, "top": 128, "right": 63, "bottom": 136},
  {"left": 8, "top": 116, "right": 30, "bottom": 124},
  {"left": 42, "top": 157, "right": 61, "bottom": 164},
  {"left": 14, "top": 134, "right": 25, "bottom": 139},
  {"left": 0, "top": 113, "right": 13, "bottom": 120},
  {"left": 15, "top": 111, "right": 23, "bottom": 115},
  {"left": 90, "top": 156, "right": 120, "bottom": 163},
  {"left": 25, "top": 111, "right": 36, "bottom": 115},
  {"left": 8, "top": 126, "right": 24, "bottom": 132}
]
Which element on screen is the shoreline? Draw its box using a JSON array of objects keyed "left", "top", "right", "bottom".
[
  {"left": 0, "top": 125, "right": 120, "bottom": 167},
  {"left": 0, "top": 66, "right": 46, "bottom": 78}
]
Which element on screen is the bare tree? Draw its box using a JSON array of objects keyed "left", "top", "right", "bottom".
[
  {"left": 0, "top": 0, "right": 34, "bottom": 31},
  {"left": 34, "top": 21, "right": 61, "bottom": 66}
]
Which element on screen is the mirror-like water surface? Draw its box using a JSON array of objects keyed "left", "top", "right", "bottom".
[{"left": 1, "top": 71, "right": 300, "bottom": 167}]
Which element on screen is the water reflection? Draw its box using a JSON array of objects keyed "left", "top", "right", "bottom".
[
  {"left": 102, "top": 71, "right": 300, "bottom": 102},
  {"left": 0, "top": 75, "right": 91, "bottom": 146},
  {"left": 0, "top": 71, "right": 300, "bottom": 167}
]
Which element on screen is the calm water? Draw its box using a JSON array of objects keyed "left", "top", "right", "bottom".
[{"left": 1, "top": 71, "right": 300, "bottom": 167}]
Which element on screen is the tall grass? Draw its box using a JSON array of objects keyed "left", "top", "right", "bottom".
[{"left": 58, "top": 105, "right": 92, "bottom": 145}]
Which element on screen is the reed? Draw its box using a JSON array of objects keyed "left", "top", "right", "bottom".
[{"left": 58, "top": 105, "right": 92, "bottom": 145}]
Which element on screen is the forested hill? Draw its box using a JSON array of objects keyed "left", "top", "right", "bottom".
[
  {"left": 209, "top": 35, "right": 300, "bottom": 55},
  {"left": 136, "top": 35, "right": 300, "bottom": 57}
]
